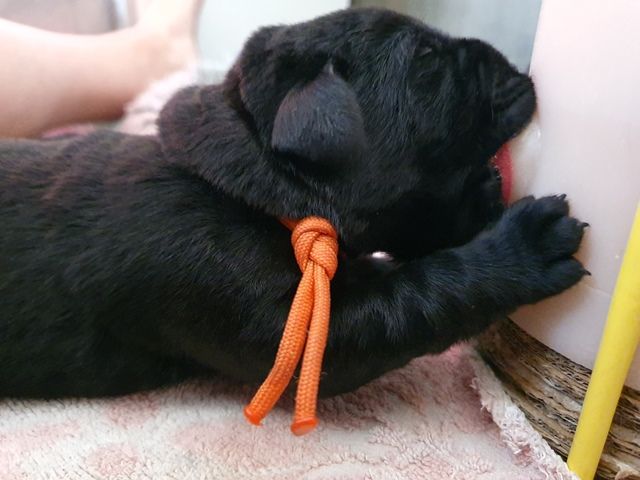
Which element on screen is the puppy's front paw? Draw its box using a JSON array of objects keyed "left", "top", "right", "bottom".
[{"left": 493, "top": 195, "right": 589, "bottom": 303}]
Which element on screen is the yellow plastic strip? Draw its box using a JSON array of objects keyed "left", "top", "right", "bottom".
[{"left": 567, "top": 202, "right": 640, "bottom": 479}]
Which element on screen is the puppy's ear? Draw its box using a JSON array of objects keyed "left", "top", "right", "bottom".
[{"left": 271, "top": 64, "right": 366, "bottom": 167}]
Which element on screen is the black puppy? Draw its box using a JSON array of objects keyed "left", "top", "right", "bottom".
[{"left": 0, "top": 8, "right": 587, "bottom": 398}]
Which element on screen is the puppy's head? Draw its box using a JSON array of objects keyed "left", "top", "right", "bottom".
[{"left": 164, "top": 8, "right": 535, "bottom": 258}]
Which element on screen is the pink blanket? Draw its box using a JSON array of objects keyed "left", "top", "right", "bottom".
[{"left": 0, "top": 346, "right": 575, "bottom": 479}]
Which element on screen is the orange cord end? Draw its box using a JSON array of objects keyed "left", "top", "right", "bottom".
[
  {"left": 291, "top": 417, "right": 318, "bottom": 436},
  {"left": 244, "top": 217, "right": 338, "bottom": 434},
  {"left": 244, "top": 406, "right": 263, "bottom": 426}
]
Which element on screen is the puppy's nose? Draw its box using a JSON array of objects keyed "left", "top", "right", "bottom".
[
  {"left": 491, "top": 75, "right": 535, "bottom": 132},
  {"left": 493, "top": 74, "right": 535, "bottom": 111}
]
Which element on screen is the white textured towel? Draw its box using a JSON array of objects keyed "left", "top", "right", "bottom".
[{"left": 0, "top": 345, "right": 576, "bottom": 479}]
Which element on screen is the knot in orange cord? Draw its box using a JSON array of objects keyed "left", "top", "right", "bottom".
[
  {"left": 244, "top": 217, "right": 338, "bottom": 435},
  {"left": 290, "top": 219, "right": 338, "bottom": 279}
]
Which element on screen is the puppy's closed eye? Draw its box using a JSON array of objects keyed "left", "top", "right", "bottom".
[{"left": 415, "top": 46, "right": 433, "bottom": 57}]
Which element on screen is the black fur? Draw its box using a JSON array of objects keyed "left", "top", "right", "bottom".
[{"left": 0, "top": 8, "right": 586, "bottom": 398}]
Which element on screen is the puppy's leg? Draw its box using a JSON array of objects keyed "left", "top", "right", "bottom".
[
  {"left": 321, "top": 195, "right": 587, "bottom": 395},
  {"left": 0, "top": 329, "right": 201, "bottom": 398}
]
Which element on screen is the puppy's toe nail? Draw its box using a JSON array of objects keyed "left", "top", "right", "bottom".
[
  {"left": 558, "top": 194, "right": 567, "bottom": 200},
  {"left": 581, "top": 222, "right": 590, "bottom": 229},
  {"left": 582, "top": 268, "right": 592, "bottom": 276}
]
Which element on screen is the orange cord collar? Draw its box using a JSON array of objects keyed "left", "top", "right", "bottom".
[{"left": 244, "top": 216, "right": 338, "bottom": 435}]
